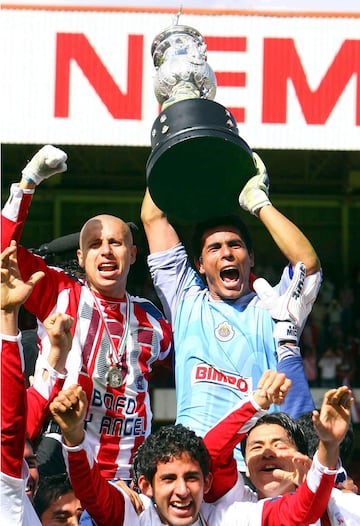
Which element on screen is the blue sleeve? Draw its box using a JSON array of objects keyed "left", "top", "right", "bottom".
[
  {"left": 147, "top": 242, "right": 203, "bottom": 323},
  {"left": 278, "top": 355, "right": 315, "bottom": 418}
]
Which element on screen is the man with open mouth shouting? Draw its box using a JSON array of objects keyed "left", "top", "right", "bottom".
[
  {"left": 1, "top": 146, "right": 173, "bottom": 491},
  {"left": 141, "top": 151, "right": 322, "bottom": 474}
]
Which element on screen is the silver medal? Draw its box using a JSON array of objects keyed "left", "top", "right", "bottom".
[{"left": 106, "top": 366, "right": 123, "bottom": 388}]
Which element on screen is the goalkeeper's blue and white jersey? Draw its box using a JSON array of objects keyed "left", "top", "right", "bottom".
[{"left": 148, "top": 242, "right": 321, "bottom": 472}]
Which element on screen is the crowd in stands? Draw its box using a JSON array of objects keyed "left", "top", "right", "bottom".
[
  {"left": 301, "top": 275, "right": 360, "bottom": 389},
  {"left": 252, "top": 262, "right": 360, "bottom": 389}
]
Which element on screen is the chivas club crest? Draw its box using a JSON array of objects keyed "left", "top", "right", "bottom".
[{"left": 214, "top": 321, "right": 235, "bottom": 342}]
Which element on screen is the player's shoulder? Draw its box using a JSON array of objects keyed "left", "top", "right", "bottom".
[{"left": 130, "top": 295, "right": 167, "bottom": 320}]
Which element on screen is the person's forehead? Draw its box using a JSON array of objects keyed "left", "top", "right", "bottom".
[
  {"left": 155, "top": 453, "right": 202, "bottom": 475},
  {"left": 82, "top": 216, "right": 129, "bottom": 239},
  {"left": 47, "top": 492, "right": 80, "bottom": 513},
  {"left": 202, "top": 225, "right": 243, "bottom": 242},
  {"left": 247, "top": 423, "right": 291, "bottom": 443}
]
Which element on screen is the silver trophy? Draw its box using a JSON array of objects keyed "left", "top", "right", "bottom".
[
  {"left": 152, "top": 24, "right": 217, "bottom": 109},
  {"left": 146, "top": 17, "right": 256, "bottom": 221}
]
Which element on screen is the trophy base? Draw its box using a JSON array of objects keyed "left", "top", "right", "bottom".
[{"left": 146, "top": 98, "right": 256, "bottom": 222}]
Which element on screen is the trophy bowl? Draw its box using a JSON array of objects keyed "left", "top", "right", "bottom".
[
  {"left": 146, "top": 98, "right": 256, "bottom": 221},
  {"left": 146, "top": 23, "right": 256, "bottom": 221}
]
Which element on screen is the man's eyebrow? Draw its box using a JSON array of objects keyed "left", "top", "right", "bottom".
[
  {"left": 185, "top": 470, "right": 201, "bottom": 477},
  {"left": 159, "top": 472, "right": 176, "bottom": 479},
  {"left": 206, "top": 241, "right": 221, "bottom": 249},
  {"left": 52, "top": 511, "right": 71, "bottom": 518},
  {"left": 159, "top": 469, "right": 201, "bottom": 479},
  {"left": 248, "top": 436, "right": 290, "bottom": 445},
  {"left": 247, "top": 438, "right": 264, "bottom": 446}
]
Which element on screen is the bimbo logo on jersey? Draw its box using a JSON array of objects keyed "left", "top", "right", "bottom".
[{"left": 192, "top": 365, "right": 250, "bottom": 393}]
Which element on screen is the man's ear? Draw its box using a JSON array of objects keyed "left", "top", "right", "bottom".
[
  {"left": 249, "top": 250, "right": 255, "bottom": 268},
  {"left": 194, "top": 256, "right": 205, "bottom": 275},
  {"left": 203, "top": 472, "right": 213, "bottom": 495},
  {"left": 137, "top": 475, "right": 153, "bottom": 498},
  {"left": 130, "top": 245, "right": 137, "bottom": 265},
  {"left": 77, "top": 249, "right": 84, "bottom": 268}
]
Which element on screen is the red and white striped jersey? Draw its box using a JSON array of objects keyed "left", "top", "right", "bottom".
[
  {"left": 2, "top": 184, "right": 173, "bottom": 480},
  {"left": 0, "top": 332, "right": 64, "bottom": 526}
]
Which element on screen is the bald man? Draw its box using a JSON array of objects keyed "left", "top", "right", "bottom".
[{"left": 1, "top": 145, "right": 173, "bottom": 483}]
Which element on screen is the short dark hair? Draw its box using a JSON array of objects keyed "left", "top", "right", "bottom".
[
  {"left": 296, "top": 410, "right": 354, "bottom": 469},
  {"left": 133, "top": 424, "right": 210, "bottom": 490},
  {"left": 33, "top": 473, "right": 74, "bottom": 520},
  {"left": 191, "top": 215, "right": 253, "bottom": 260},
  {"left": 241, "top": 412, "right": 308, "bottom": 459}
]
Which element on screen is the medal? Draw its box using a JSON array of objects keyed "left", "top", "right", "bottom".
[
  {"left": 91, "top": 290, "right": 131, "bottom": 389},
  {"left": 106, "top": 365, "right": 123, "bottom": 388}
]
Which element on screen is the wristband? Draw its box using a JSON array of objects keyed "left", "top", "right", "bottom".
[
  {"left": 22, "top": 173, "right": 36, "bottom": 184},
  {"left": 273, "top": 321, "right": 298, "bottom": 343}
]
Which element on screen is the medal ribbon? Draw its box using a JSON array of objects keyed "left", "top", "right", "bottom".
[
  {"left": 91, "top": 291, "right": 130, "bottom": 373},
  {"left": 198, "top": 513, "right": 208, "bottom": 526}
]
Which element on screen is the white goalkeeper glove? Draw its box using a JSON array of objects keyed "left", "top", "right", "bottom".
[
  {"left": 22, "top": 145, "right": 67, "bottom": 185},
  {"left": 253, "top": 262, "right": 309, "bottom": 343},
  {"left": 239, "top": 152, "right": 271, "bottom": 216}
]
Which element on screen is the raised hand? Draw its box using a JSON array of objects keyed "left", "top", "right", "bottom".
[
  {"left": 313, "top": 385, "right": 353, "bottom": 470},
  {"left": 50, "top": 385, "right": 87, "bottom": 447},
  {"left": 253, "top": 369, "right": 292, "bottom": 409},
  {"left": 239, "top": 152, "right": 271, "bottom": 216},
  {"left": 21, "top": 144, "right": 67, "bottom": 186},
  {"left": 1, "top": 240, "right": 44, "bottom": 312},
  {"left": 254, "top": 261, "right": 309, "bottom": 343},
  {"left": 313, "top": 386, "right": 353, "bottom": 445},
  {"left": 271, "top": 449, "right": 312, "bottom": 487},
  {"left": 44, "top": 312, "right": 74, "bottom": 372}
]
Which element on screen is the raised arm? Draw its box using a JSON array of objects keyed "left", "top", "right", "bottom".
[
  {"left": 50, "top": 384, "right": 87, "bottom": 448},
  {"left": 258, "top": 385, "right": 354, "bottom": 526},
  {"left": 140, "top": 188, "right": 180, "bottom": 253},
  {"left": 204, "top": 370, "right": 292, "bottom": 502},
  {"left": 239, "top": 153, "right": 320, "bottom": 275},
  {"left": 26, "top": 312, "right": 74, "bottom": 440},
  {"left": 313, "top": 385, "right": 353, "bottom": 469},
  {"left": 50, "top": 385, "right": 139, "bottom": 525},
  {"left": 2, "top": 145, "right": 67, "bottom": 250},
  {"left": 1, "top": 241, "right": 44, "bottom": 335},
  {"left": 258, "top": 206, "right": 320, "bottom": 276},
  {"left": 1, "top": 242, "right": 44, "bottom": 482},
  {"left": 254, "top": 261, "right": 316, "bottom": 416},
  {"left": 19, "top": 144, "right": 67, "bottom": 190}
]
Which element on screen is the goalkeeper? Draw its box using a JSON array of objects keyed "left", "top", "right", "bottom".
[{"left": 141, "top": 151, "right": 322, "bottom": 474}]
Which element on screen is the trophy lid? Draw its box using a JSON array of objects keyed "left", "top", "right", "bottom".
[{"left": 151, "top": 24, "right": 207, "bottom": 67}]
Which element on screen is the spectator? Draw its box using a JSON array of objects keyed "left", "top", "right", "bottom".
[
  {"left": 296, "top": 409, "right": 356, "bottom": 491},
  {"left": 237, "top": 389, "right": 359, "bottom": 524},
  {"left": 319, "top": 276, "right": 335, "bottom": 306},
  {"left": 49, "top": 370, "right": 350, "bottom": 526},
  {"left": 0, "top": 241, "right": 73, "bottom": 525},
  {"left": 328, "top": 299, "right": 343, "bottom": 327},
  {"left": 33, "top": 473, "right": 83, "bottom": 526},
  {"left": 318, "top": 347, "right": 342, "bottom": 388},
  {"left": 305, "top": 297, "right": 327, "bottom": 349},
  {"left": 302, "top": 344, "right": 318, "bottom": 387},
  {"left": 24, "top": 437, "right": 39, "bottom": 503},
  {"left": 336, "top": 344, "right": 356, "bottom": 387}
]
